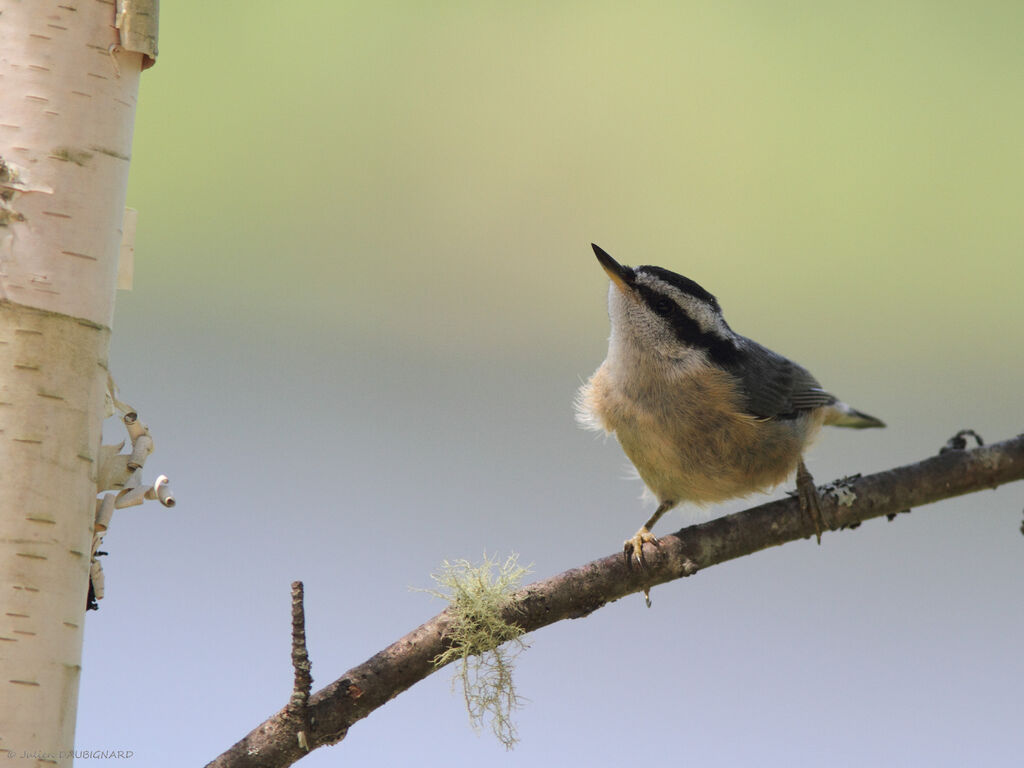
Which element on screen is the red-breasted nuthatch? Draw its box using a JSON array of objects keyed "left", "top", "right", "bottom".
[{"left": 577, "top": 244, "right": 884, "bottom": 564}]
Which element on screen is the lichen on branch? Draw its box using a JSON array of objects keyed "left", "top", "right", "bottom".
[{"left": 421, "top": 554, "right": 531, "bottom": 748}]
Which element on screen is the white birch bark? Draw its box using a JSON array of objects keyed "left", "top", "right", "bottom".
[{"left": 0, "top": 2, "right": 145, "bottom": 763}]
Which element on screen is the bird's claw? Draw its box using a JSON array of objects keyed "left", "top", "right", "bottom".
[
  {"left": 795, "top": 462, "right": 824, "bottom": 544},
  {"left": 623, "top": 526, "right": 659, "bottom": 568}
]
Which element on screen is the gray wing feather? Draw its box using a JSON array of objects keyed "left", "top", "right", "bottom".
[{"left": 729, "top": 338, "right": 836, "bottom": 419}]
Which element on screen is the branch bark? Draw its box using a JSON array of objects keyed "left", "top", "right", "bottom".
[
  {"left": 286, "top": 581, "right": 312, "bottom": 752},
  {"left": 207, "top": 433, "right": 1024, "bottom": 768}
]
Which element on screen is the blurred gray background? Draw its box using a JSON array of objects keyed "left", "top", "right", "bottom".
[{"left": 78, "top": 2, "right": 1023, "bottom": 766}]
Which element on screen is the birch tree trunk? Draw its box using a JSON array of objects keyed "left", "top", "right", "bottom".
[{"left": 0, "top": 3, "right": 149, "bottom": 763}]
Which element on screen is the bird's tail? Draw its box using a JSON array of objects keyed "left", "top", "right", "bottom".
[{"left": 824, "top": 401, "right": 886, "bottom": 429}]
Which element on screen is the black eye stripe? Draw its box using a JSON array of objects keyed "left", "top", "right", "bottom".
[
  {"left": 652, "top": 297, "right": 674, "bottom": 316},
  {"left": 635, "top": 284, "right": 740, "bottom": 365}
]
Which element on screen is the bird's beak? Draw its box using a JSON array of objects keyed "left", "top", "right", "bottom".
[{"left": 591, "top": 243, "right": 634, "bottom": 295}]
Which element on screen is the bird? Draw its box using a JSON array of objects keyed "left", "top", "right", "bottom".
[{"left": 576, "top": 243, "right": 884, "bottom": 568}]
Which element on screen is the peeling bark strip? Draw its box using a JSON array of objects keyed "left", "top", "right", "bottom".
[{"left": 207, "top": 434, "right": 1024, "bottom": 768}]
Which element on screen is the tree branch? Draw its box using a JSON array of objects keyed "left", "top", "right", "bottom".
[
  {"left": 206, "top": 433, "right": 1024, "bottom": 768},
  {"left": 285, "top": 581, "right": 312, "bottom": 752}
]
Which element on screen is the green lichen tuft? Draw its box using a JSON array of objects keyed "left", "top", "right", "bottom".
[{"left": 421, "top": 553, "right": 530, "bottom": 749}]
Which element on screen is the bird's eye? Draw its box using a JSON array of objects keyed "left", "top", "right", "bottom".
[{"left": 652, "top": 297, "right": 674, "bottom": 316}]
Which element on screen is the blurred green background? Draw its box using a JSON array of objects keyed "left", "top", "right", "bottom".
[
  {"left": 124, "top": 0, "right": 1024, "bottom": 364},
  {"left": 79, "top": 2, "right": 1023, "bottom": 766}
]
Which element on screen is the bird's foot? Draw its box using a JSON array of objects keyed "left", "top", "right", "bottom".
[
  {"left": 623, "top": 526, "right": 659, "bottom": 568},
  {"left": 795, "top": 460, "right": 824, "bottom": 544}
]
